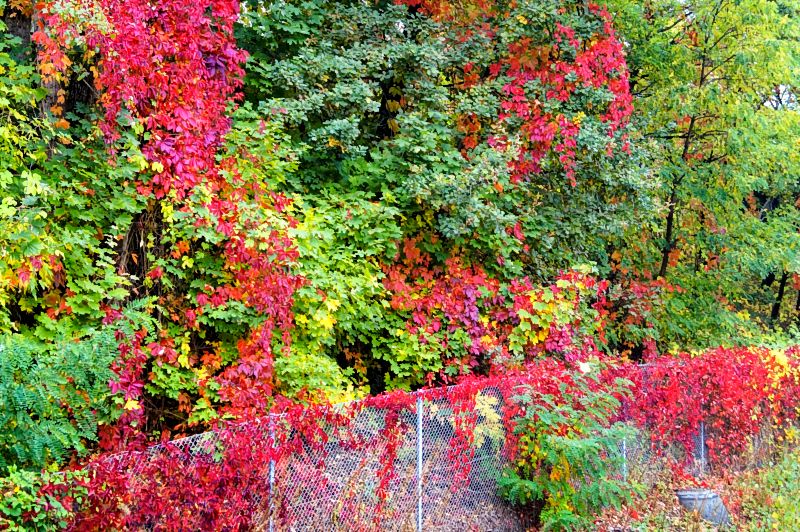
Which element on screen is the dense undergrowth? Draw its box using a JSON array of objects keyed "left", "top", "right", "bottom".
[
  {"left": 597, "top": 446, "right": 800, "bottom": 530},
  {"left": 0, "top": 0, "right": 799, "bottom": 529},
  {"left": 739, "top": 448, "right": 800, "bottom": 530}
]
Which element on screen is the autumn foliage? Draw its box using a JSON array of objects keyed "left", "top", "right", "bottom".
[
  {"left": 1, "top": 0, "right": 800, "bottom": 528},
  {"left": 400, "top": 0, "right": 633, "bottom": 185},
  {"left": 31, "top": 0, "right": 304, "bottom": 438},
  {"left": 29, "top": 344, "right": 800, "bottom": 529}
]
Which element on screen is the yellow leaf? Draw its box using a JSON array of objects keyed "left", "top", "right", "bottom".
[
  {"left": 318, "top": 312, "right": 336, "bottom": 330},
  {"left": 124, "top": 399, "right": 141, "bottom": 411},
  {"left": 325, "top": 298, "right": 341, "bottom": 312},
  {"left": 162, "top": 202, "right": 174, "bottom": 222}
]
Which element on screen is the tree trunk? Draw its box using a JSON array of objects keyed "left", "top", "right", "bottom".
[
  {"left": 2, "top": 6, "right": 33, "bottom": 51},
  {"left": 658, "top": 190, "right": 677, "bottom": 278},
  {"left": 770, "top": 271, "right": 788, "bottom": 325},
  {"left": 658, "top": 115, "right": 695, "bottom": 278}
]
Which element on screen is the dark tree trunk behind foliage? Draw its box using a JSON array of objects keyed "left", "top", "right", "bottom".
[
  {"left": 2, "top": 8, "right": 32, "bottom": 50},
  {"left": 771, "top": 271, "right": 789, "bottom": 325},
  {"left": 658, "top": 187, "right": 677, "bottom": 278},
  {"left": 659, "top": 114, "right": 696, "bottom": 278}
]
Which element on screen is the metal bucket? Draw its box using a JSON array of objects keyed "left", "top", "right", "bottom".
[{"left": 675, "top": 488, "right": 731, "bottom": 526}]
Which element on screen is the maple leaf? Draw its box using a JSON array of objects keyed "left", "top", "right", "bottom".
[{"left": 318, "top": 313, "right": 336, "bottom": 330}]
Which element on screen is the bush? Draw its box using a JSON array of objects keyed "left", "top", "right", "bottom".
[
  {"left": 739, "top": 449, "right": 800, "bottom": 530},
  {"left": 498, "top": 364, "right": 636, "bottom": 529},
  {"left": 0, "top": 467, "right": 85, "bottom": 531},
  {"left": 0, "top": 335, "right": 117, "bottom": 471},
  {"left": 0, "top": 302, "right": 153, "bottom": 472}
]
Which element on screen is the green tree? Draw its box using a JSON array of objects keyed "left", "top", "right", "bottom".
[
  {"left": 609, "top": 0, "right": 800, "bottom": 349},
  {"left": 237, "top": 0, "right": 655, "bottom": 388}
]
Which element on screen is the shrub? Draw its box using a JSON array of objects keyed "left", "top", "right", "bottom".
[
  {"left": 498, "top": 364, "right": 636, "bottom": 529},
  {"left": 0, "top": 332, "right": 118, "bottom": 471},
  {"left": 739, "top": 448, "right": 800, "bottom": 530},
  {"left": 0, "top": 467, "right": 85, "bottom": 531}
]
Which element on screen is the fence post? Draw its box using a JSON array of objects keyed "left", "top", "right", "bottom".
[
  {"left": 416, "top": 394, "right": 423, "bottom": 532},
  {"left": 621, "top": 403, "right": 628, "bottom": 482},
  {"left": 269, "top": 415, "right": 276, "bottom": 532},
  {"left": 621, "top": 437, "right": 628, "bottom": 482},
  {"left": 699, "top": 420, "right": 706, "bottom": 473}
]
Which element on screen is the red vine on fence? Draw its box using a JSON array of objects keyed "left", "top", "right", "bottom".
[{"left": 44, "top": 345, "right": 800, "bottom": 529}]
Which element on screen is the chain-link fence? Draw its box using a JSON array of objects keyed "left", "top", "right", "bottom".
[
  {"left": 258, "top": 387, "right": 526, "bottom": 531},
  {"left": 100, "top": 376, "right": 785, "bottom": 531},
  {"left": 106, "top": 385, "right": 527, "bottom": 531}
]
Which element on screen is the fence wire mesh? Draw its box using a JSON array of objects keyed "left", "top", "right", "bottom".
[
  {"left": 90, "top": 377, "right": 786, "bottom": 531},
  {"left": 269, "top": 406, "right": 419, "bottom": 531}
]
